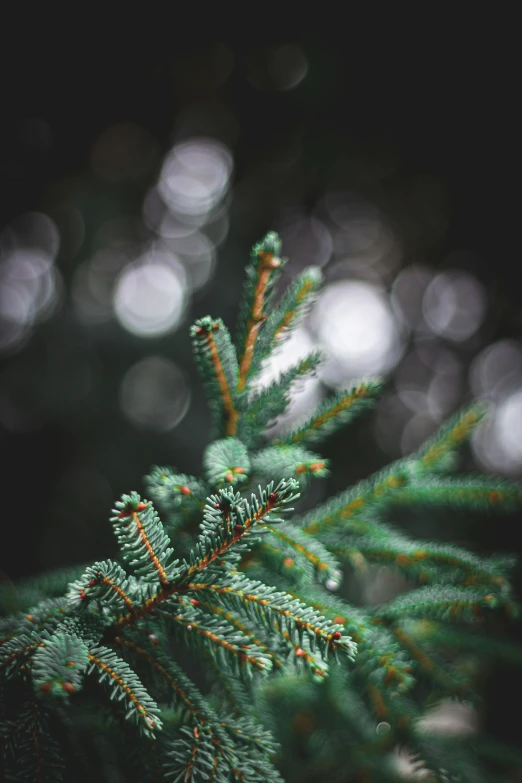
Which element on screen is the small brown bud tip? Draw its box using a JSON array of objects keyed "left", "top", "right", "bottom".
[
  {"left": 179, "top": 486, "right": 191, "bottom": 496},
  {"left": 65, "top": 661, "right": 76, "bottom": 668},
  {"left": 234, "top": 524, "right": 243, "bottom": 535},
  {"left": 268, "top": 492, "right": 278, "bottom": 502},
  {"left": 61, "top": 682, "right": 76, "bottom": 694},
  {"left": 212, "top": 322, "right": 220, "bottom": 331},
  {"left": 214, "top": 503, "right": 221, "bottom": 509},
  {"left": 225, "top": 471, "right": 234, "bottom": 483},
  {"left": 88, "top": 579, "right": 97, "bottom": 588},
  {"left": 38, "top": 682, "right": 53, "bottom": 693},
  {"left": 79, "top": 590, "right": 87, "bottom": 600},
  {"left": 295, "top": 464, "right": 307, "bottom": 475},
  {"left": 26, "top": 615, "right": 34, "bottom": 622},
  {"left": 332, "top": 631, "right": 342, "bottom": 640},
  {"left": 333, "top": 615, "right": 346, "bottom": 625},
  {"left": 233, "top": 466, "right": 245, "bottom": 474},
  {"left": 295, "top": 647, "right": 306, "bottom": 657},
  {"left": 118, "top": 508, "right": 132, "bottom": 518},
  {"left": 135, "top": 502, "right": 148, "bottom": 512},
  {"left": 195, "top": 326, "right": 205, "bottom": 335},
  {"left": 283, "top": 557, "right": 295, "bottom": 568},
  {"left": 309, "top": 462, "right": 326, "bottom": 472},
  {"left": 189, "top": 598, "right": 199, "bottom": 606},
  {"left": 193, "top": 726, "right": 200, "bottom": 739}
]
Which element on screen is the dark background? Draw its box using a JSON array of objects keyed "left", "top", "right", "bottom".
[
  {"left": 0, "top": 14, "right": 521, "bottom": 754},
  {"left": 0, "top": 22, "right": 519, "bottom": 580}
]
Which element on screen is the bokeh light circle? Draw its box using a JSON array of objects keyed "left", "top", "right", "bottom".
[
  {"left": 113, "top": 259, "right": 187, "bottom": 337},
  {"left": 158, "top": 137, "right": 233, "bottom": 217},
  {"left": 120, "top": 356, "right": 190, "bottom": 432},
  {"left": 422, "top": 270, "right": 487, "bottom": 341},
  {"left": 311, "top": 281, "right": 405, "bottom": 384}
]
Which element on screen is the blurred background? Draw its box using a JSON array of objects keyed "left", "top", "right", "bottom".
[
  {"left": 0, "top": 15, "right": 521, "bottom": 762},
  {"left": 0, "top": 21, "right": 519, "bottom": 590}
]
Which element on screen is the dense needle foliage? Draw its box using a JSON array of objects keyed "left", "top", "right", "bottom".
[{"left": 1, "top": 232, "right": 521, "bottom": 782}]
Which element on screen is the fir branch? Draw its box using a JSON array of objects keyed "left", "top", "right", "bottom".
[
  {"left": 32, "top": 631, "right": 89, "bottom": 698},
  {"left": 144, "top": 467, "right": 207, "bottom": 516},
  {"left": 275, "top": 379, "right": 383, "bottom": 447},
  {"left": 154, "top": 607, "right": 273, "bottom": 677},
  {"left": 301, "top": 405, "right": 488, "bottom": 535},
  {"left": 0, "top": 633, "right": 46, "bottom": 679},
  {"left": 259, "top": 521, "right": 342, "bottom": 584},
  {"left": 191, "top": 316, "right": 240, "bottom": 437},
  {"left": 300, "top": 465, "right": 410, "bottom": 536},
  {"left": 87, "top": 645, "right": 162, "bottom": 737},
  {"left": 187, "top": 575, "right": 354, "bottom": 659},
  {"left": 328, "top": 535, "right": 512, "bottom": 588},
  {"left": 180, "top": 480, "right": 300, "bottom": 584},
  {"left": 413, "top": 404, "right": 487, "bottom": 472},
  {"left": 380, "top": 475, "right": 522, "bottom": 513},
  {"left": 164, "top": 724, "right": 224, "bottom": 783},
  {"left": 236, "top": 231, "right": 284, "bottom": 393},
  {"left": 379, "top": 585, "right": 517, "bottom": 624},
  {"left": 251, "top": 444, "right": 329, "bottom": 486},
  {"left": 66, "top": 560, "right": 137, "bottom": 612},
  {"left": 114, "top": 634, "right": 222, "bottom": 727},
  {"left": 195, "top": 598, "right": 285, "bottom": 670},
  {"left": 203, "top": 438, "right": 250, "bottom": 489},
  {"left": 256, "top": 266, "right": 323, "bottom": 365},
  {"left": 111, "top": 493, "right": 180, "bottom": 586},
  {"left": 240, "top": 352, "right": 322, "bottom": 447}
]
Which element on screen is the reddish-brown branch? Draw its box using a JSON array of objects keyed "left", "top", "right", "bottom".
[
  {"left": 87, "top": 651, "right": 157, "bottom": 731},
  {"left": 237, "top": 252, "right": 281, "bottom": 393},
  {"left": 204, "top": 329, "right": 239, "bottom": 436},
  {"left": 112, "top": 495, "right": 279, "bottom": 632},
  {"left": 131, "top": 510, "right": 170, "bottom": 586}
]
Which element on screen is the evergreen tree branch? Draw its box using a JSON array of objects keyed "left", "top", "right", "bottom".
[
  {"left": 153, "top": 607, "right": 273, "bottom": 676},
  {"left": 111, "top": 494, "right": 180, "bottom": 586},
  {"left": 195, "top": 598, "right": 285, "bottom": 670},
  {"left": 191, "top": 316, "right": 240, "bottom": 437},
  {"left": 204, "top": 438, "right": 250, "bottom": 489},
  {"left": 236, "top": 232, "right": 284, "bottom": 393},
  {"left": 301, "top": 405, "right": 488, "bottom": 535},
  {"left": 187, "top": 576, "right": 354, "bottom": 658},
  {"left": 87, "top": 645, "right": 162, "bottom": 736},
  {"left": 379, "top": 585, "right": 518, "bottom": 624},
  {"left": 379, "top": 475, "right": 522, "bottom": 513},
  {"left": 328, "top": 535, "right": 512, "bottom": 589},
  {"left": 259, "top": 522, "right": 342, "bottom": 584},
  {"left": 275, "top": 379, "right": 383, "bottom": 447},
  {"left": 239, "top": 353, "right": 322, "bottom": 447},
  {"left": 256, "top": 267, "right": 323, "bottom": 365}
]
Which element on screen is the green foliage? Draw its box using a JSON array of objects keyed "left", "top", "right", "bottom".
[
  {"left": 204, "top": 437, "right": 251, "bottom": 489},
  {"left": 1, "top": 232, "right": 522, "bottom": 782},
  {"left": 275, "top": 379, "right": 384, "bottom": 447}
]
